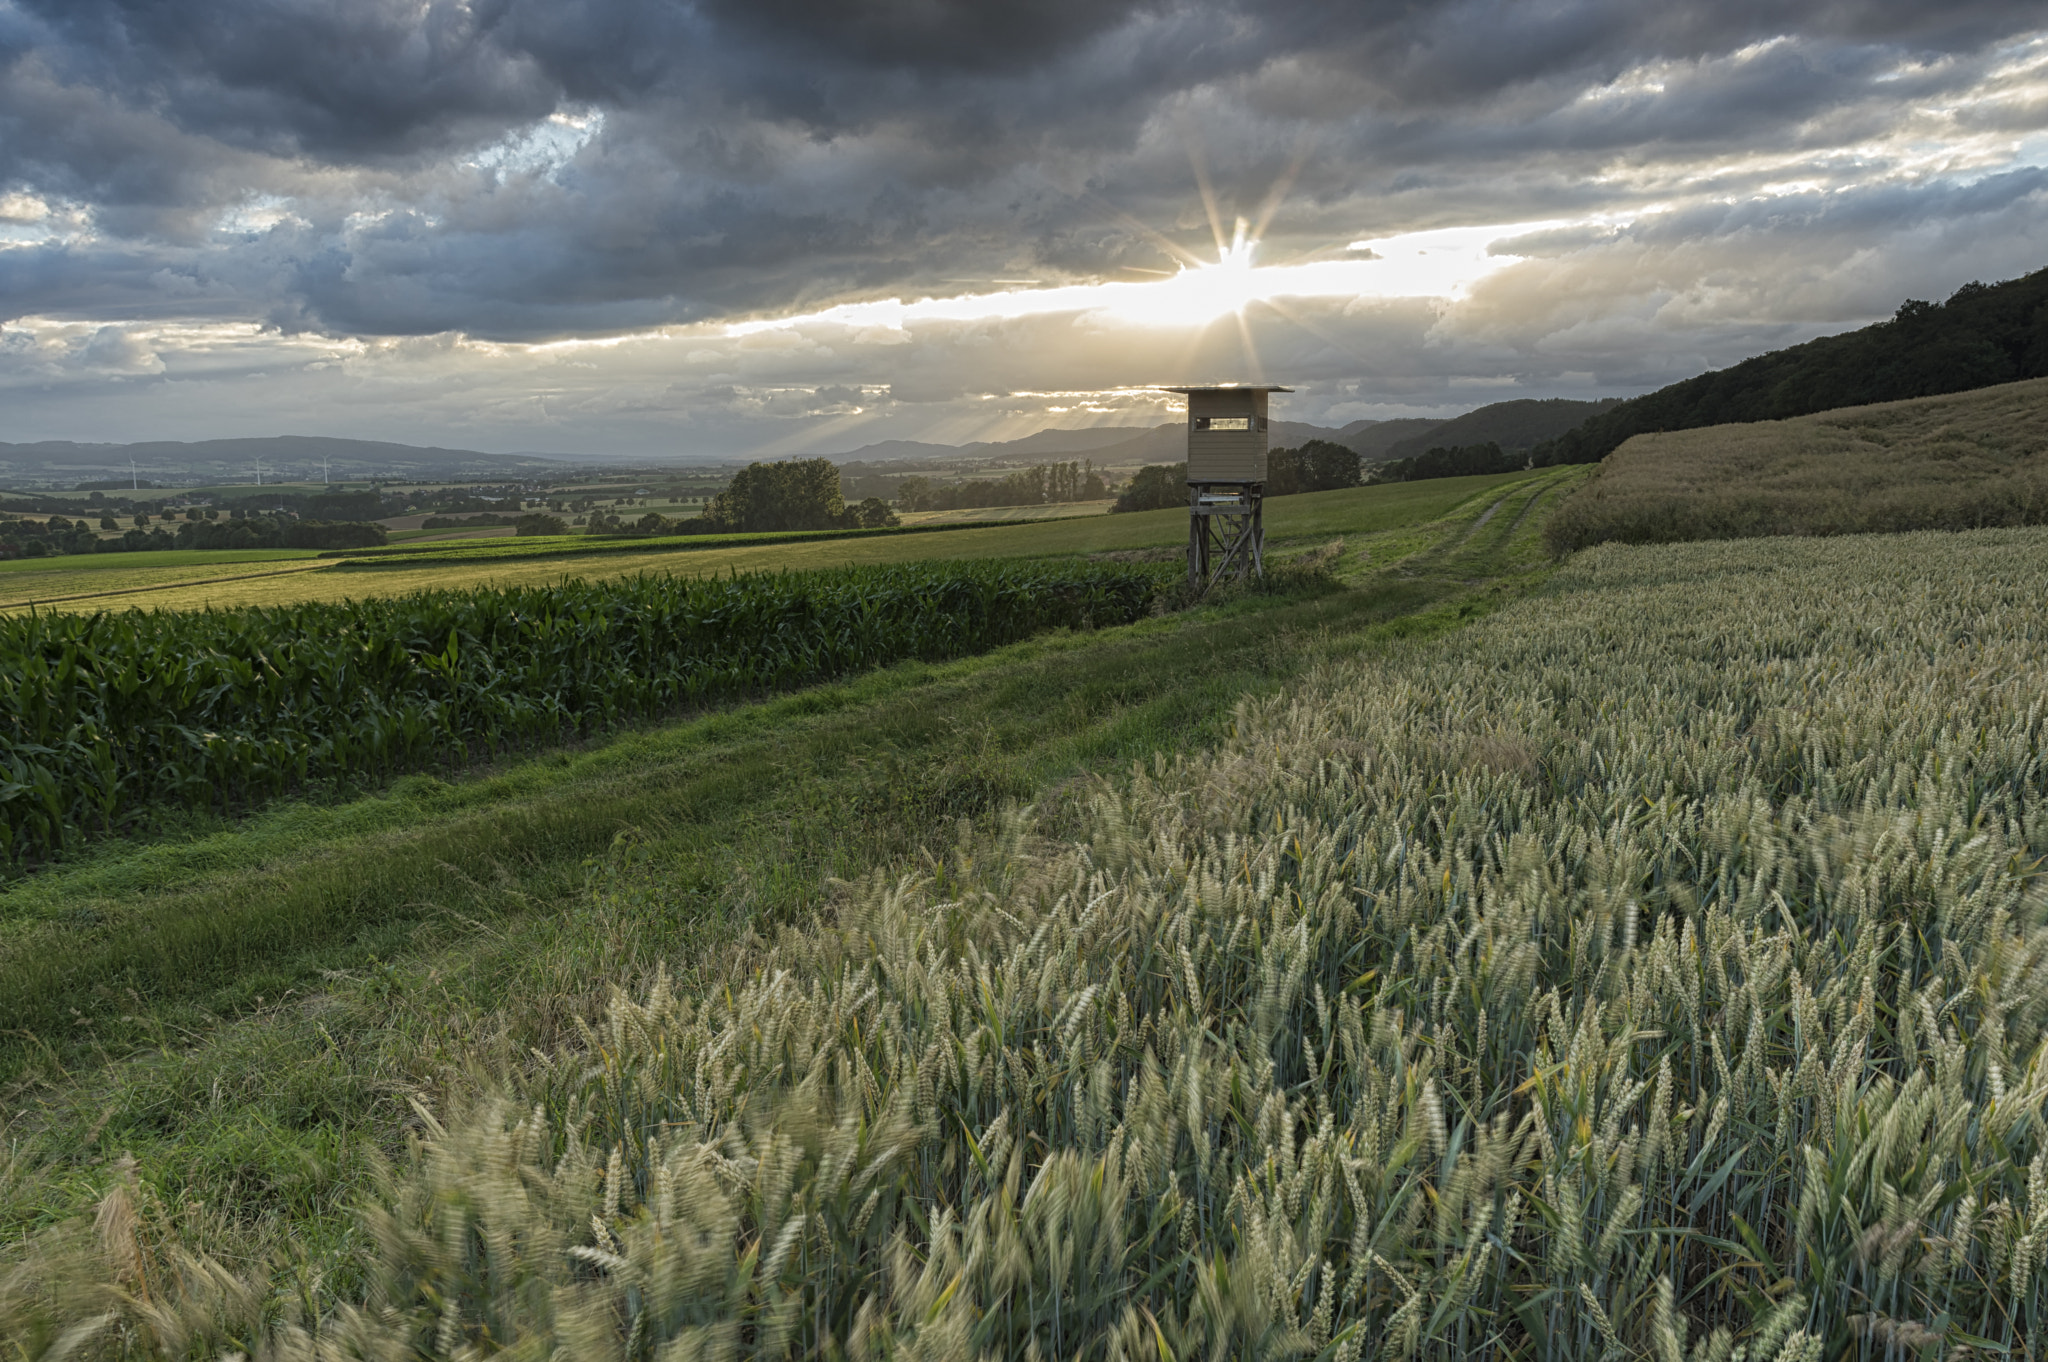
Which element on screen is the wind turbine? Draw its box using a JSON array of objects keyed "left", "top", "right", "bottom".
[{"left": 129, "top": 456, "right": 138, "bottom": 491}]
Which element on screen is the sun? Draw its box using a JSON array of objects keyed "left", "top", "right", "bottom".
[{"left": 1100, "top": 219, "right": 1264, "bottom": 330}]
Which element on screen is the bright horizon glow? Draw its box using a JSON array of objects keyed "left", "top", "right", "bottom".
[{"left": 723, "top": 217, "right": 1590, "bottom": 339}]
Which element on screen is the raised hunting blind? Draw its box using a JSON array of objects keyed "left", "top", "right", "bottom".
[{"left": 1163, "top": 384, "right": 1290, "bottom": 593}]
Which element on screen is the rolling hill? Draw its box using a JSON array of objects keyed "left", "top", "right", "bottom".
[
  {"left": 1380, "top": 397, "right": 1620, "bottom": 461},
  {"left": 1543, "top": 374, "right": 2048, "bottom": 552},
  {"left": 1533, "top": 265, "right": 2048, "bottom": 467}
]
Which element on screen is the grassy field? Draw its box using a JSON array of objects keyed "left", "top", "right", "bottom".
[
  {"left": 898, "top": 499, "right": 1114, "bottom": 524},
  {"left": 1, "top": 472, "right": 1534, "bottom": 614},
  {"left": 1546, "top": 374, "right": 2048, "bottom": 552},
  {"left": 9, "top": 465, "right": 2046, "bottom": 1356},
  {"left": 0, "top": 557, "right": 326, "bottom": 610}
]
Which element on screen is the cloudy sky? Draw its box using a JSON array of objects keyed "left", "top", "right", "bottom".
[{"left": 3, "top": 0, "right": 2046, "bottom": 460}]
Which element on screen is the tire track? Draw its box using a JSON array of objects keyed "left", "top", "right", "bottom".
[
  {"left": 1448, "top": 491, "right": 1512, "bottom": 551},
  {"left": 1502, "top": 479, "right": 1555, "bottom": 538},
  {"left": 0, "top": 562, "right": 331, "bottom": 612}
]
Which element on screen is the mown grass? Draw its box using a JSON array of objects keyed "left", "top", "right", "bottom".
[
  {"left": 1546, "top": 374, "right": 2048, "bottom": 553},
  {"left": 3, "top": 473, "right": 1533, "bottom": 614},
  {"left": 0, "top": 478, "right": 1543, "bottom": 1312}
]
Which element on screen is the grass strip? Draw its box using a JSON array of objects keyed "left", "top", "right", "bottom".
[{"left": 321, "top": 517, "right": 1022, "bottom": 565}]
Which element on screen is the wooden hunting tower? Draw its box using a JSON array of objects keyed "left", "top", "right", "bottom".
[{"left": 1162, "top": 384, "right": 1290, "bottom": 593}]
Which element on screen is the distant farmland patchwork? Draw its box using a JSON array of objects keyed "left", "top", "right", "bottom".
[{"left": 0, "top": 471, "right": 1535, "bottom": 614}]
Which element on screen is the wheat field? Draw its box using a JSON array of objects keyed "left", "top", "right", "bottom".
[
  {"left": 10, "top": 526, "right": 2047, "bottom": 1359},
  {"left": 1546, "top": 376, "right": 2048, "bottom": 553}
]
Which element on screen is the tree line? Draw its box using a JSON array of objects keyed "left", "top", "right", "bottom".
[
  {"left": 0, "top": 509, "right": 385, "bottom": 558},
  {"left": 894, "top": 460, "right": 1109, "bottom": 513},
  {"left": 1109, "top": 440, "right": 1363, "bottom": 512},
  {"left": 1369, "top": 440, "right": 1526, "bottom": 483}
]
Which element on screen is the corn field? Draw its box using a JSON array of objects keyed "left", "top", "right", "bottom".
[
  {"left": 0, "top": 559, "right": 1170, "bottom": 867},
  {"left": 11, "top": 526, "right": 2048, "bottom": 1360}
]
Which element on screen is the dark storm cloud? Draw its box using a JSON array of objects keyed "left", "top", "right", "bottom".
[{"left": 0, "top": 0, "right": 2045, "bottom": 342}]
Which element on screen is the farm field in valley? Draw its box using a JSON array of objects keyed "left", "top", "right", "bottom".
[
  {"left": 0, "top": 551, "right": 325, "bottom": 609},
  {"left": 0, "top": 471, "right": 1537, "bottom": 614}
]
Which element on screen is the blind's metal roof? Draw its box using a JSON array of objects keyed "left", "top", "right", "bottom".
[{"left": 1159, "top": 385, "right": 1293, "bottom": 394}]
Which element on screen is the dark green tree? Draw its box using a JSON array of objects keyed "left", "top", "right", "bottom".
[
  {"left": 701, "top": 459, "right": 847, "bottom": 531},
  {"left": 1109, "top": 464, "right": 1188, "bottom": 513},
  {"left": 843, "top": 497, "right": 900, "bottom": 528},
  {"left": 1373, "top": 441, "right": 1520, "bottom": 484}
]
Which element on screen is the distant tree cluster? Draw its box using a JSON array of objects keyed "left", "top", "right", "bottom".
[
  {"left": 516, "top": 512, "right": 569, "bottom": 537},
  {"left": 1265, "top": 440, "right": 1361, "bottom": 495},
  {"left": 0, "top": 513, "right": 385, "bottom": 558},
  {"left": 1107, "top": 442, "right": 1361, "bottom": 514},
  {"left": 0, "top": 515, "right": 109, "bottom": 557},
  {"left": 1370, "top": 441, "right": 1525, "bottom": 484},
  {"left": 298, "top": 490, "right": 386, "bottom": 520},
  {"left": 1109, "top": 464, "right": 1187, "bottom": 513},
  {"left": 662, "top": 459, "right": 901, "bottom": 535},
  {"left": 176, "top": 517, "right": 387, "bottom": 550},
  {"left": 1532, "top": 268, "right": 2048, "bottom": 466},
  {"left": 894, "top": 460, "right": 1108, "bottom": 513}
]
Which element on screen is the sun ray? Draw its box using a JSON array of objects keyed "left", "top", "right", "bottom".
[
  {"left": 1182, "top": 129, "right": 1231, "bottom": 257},
  {"left": 1231, "top": 306, "right": 1266, "bottom": 384},
  {"left": 1255, "top": 294, "right": 1380, "bottom": 370},
  {"left": 1248, "top": 132, "right": 1316, "bottom": 246}
]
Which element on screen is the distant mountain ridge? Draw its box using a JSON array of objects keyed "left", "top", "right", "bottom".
[
  {"left": 833, "top": 425, "right": 1161, "bottom": 468},
  {"left": 1381, "top": 398, "right": 1623, "bottom": 461},
  {"left": 828, "top": 399, "right": 1619, "bottom": 472},
  {"left": 0, "top": 435, "right": 572, "bottom": 488},
  {"left": 833, "top": 417, "right": 1438, "bottom": 471}
]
